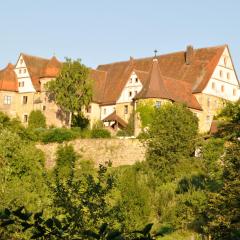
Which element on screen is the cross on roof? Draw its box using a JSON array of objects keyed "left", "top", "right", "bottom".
[{"left": 154, "top": 49, "right": 158, "bottom": 57}]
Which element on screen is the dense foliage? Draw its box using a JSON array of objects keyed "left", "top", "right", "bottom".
[
  {"left": 28, "top": 110, "right": 46, "bottom": 129},
  {"left": 0, "top": 100, "right": 239, "bottom": 239},
  {"left": 46, "top": 58, "right": 92, "bottom": 126}
]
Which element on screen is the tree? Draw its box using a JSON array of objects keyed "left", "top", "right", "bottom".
[
  {"left": 205, "top": 140, "right": 240, "bottom": 240},
  {"left": 28, "top": 110, "right": 46, "bottom": 129},
  {"left": 46, "top": 58, "right": 92, "bottom": 127},
  {"left": 144, "top": 103, "right": 198, "bottom": 180}
]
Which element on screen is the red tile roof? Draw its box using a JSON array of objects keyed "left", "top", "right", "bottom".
[
  {"left": 103, "top": 111, "right": 128, "bottom": 127},
  {"left": 95, "top": 45, "right": 227, "bottom": 106},
  {"left": 0, "top": 63, "right": 18, "bottom": 92},
  {"left": 41, "top": 56, "right": 62, "bottom": 78},
  {"left": 135, "top": 58, "right": 172, "bottom": 100},
  {"left": 21, "top": 53, "right": 61, "bottom": 91}
]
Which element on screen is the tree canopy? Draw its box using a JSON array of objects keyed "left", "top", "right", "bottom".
[{"left": 46, "top": 58, "right": 93, "bottom": 126}]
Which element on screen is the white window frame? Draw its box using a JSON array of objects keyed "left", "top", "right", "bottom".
[{"left": 3, "top": 96, "right": 11, "bottom": 105}]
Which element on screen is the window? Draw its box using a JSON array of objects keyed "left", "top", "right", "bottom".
[
  {"left": 206, "top": 115, "right": 211, "bottom": 124},
  {"left": 219, "top": 70, "right": 222, "bottom": 78},
  {"left": 103, "top": 108, "right": 106, "bottom": 115},
  {"left": 18, "top": 81, "right": 24, "bottom": 87},
  {"left": 129, "top": 91, "right": 132, "bottom": 97},
  {"left": 227, "top": 72, "right": 230, "bottom": 80},
  {"left": 43, "top": 105, "right": 46, "bottom": 111},
  {"left": 135, "top": 90, "right": 138, "bottom": 95},
  {"left": 124, "top": 105, "right": 128, "bottom": 114},
  {"left": 23, "top": 114, "right": 28, "bottom": 123},
  {"left": 224, "top": 57, "right": 227, "bottom": 66},
  {"left": 211, "top": 82, "right": 215, "bottom": 90},
  {"left": 87, "top": 105, "right": 92, "bottom": 113},
  {"left": 135, "top": 78, "right": 138, "bottom": 83},
  {"left": 129, "top": 78, "right": 132, "bottom": 83},
  {"left": 4, "top": 96, "right": 11, "bottom": 105},
  {"left": 207, "top": 98, "right": 210, "bottom": 108},
  {"left": 221, "top": 85, "right": 225, "bottom": 93},
  {"left": 233, "top": 88, "right": 237, "bottom": 96},
  {"left": 155, "top": 101, "right": 161, "bottom": 108},
  {"left": 19, "top": 69, "right": 22, "bottom": 74},
  {"left": 20, "top": 59, "right": 23, "bottom": 64},
  {"left": 24, "top": 69, "right": 26, "bottom": 73},
  {"left": 22, "top": 96, "right": 28, "bottom": 104}
]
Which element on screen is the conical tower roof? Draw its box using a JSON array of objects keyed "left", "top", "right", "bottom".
[{"left": 135, "top": 58, "right": 171, "bottom": 100}]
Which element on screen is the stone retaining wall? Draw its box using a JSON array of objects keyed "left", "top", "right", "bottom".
[{"left": 36, "top": 138, "right": 146, "bottom": 169}]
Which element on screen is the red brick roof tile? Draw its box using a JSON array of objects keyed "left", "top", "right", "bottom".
[
  {"left": 95, "top": 45, "right": 227, "bottom": 106},
  {"left": 0, "top": 63, "right": 18, "bottom": 92}
]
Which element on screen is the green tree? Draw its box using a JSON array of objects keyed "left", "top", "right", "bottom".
[
  {"left": 46, "top": 58, "right": 92, "bottom": 127},
  {"left": 144, "top": 103, "right": 198, "bottom": 180},
  {"left": 28, "top": 110, "right": 46, "bottom": 129},
  {"left": 205, "top": 141, "right": 240, "bottom": 240}
]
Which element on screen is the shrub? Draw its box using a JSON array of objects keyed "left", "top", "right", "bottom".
[
  {"left": 28, "top": 110, "right": 46, "bottom": 128},
  {"left": 41, "top": 128, "right": 80, "bottom": 143},
  {"left": 91, "top": 128, "right": 111, "bottom": 138}
]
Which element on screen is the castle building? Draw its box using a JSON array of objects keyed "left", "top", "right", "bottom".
[{"left": 0, "top": 44, "right": 239, "bottom": 134}]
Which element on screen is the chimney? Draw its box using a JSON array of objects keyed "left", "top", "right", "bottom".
[{"left": 186, "top": 45, "right": 194, "bottom": 65}]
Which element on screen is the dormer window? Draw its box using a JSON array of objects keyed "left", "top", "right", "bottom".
[
  {"left": 19, "top": 69, "right": 22, "bottom": 74},
  {"left": 20, "top": 59, "right": 23, "bottom": 64},
  {"left": 135, "top": 78, "right": 138, "bottom": 83}
]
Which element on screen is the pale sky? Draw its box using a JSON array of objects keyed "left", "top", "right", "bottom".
[{"left": 0, "top": 0, "right": 240, "bottom": 74}]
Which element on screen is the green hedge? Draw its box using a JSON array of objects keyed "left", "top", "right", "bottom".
[{"left": 91, "top": 128, "right": 111, "bottom": 138}]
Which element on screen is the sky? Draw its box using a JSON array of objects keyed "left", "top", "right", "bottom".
[{"left": 0, "top": 0, "right": 240, "bottom": 74}]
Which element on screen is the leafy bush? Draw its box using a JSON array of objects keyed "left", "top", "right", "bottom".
[
  {"left": 41, "top": 128, "right": 80, "bottom": 143},
  {"left": 91, "top": 128, "right": 111, "bottom": 138},
  {"left": 28, "top": 110, "right": 46, "bottom": 129}
]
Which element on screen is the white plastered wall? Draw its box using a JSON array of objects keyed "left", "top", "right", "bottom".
[
  {"left": 117, "top": 72, "right": 143, "bottom": 103},
  {"left": 202, "top": 47, "right": 240, "bottom": 101},
  {"left": 14, "top": 55, "right": 36, "bottom": 93}
]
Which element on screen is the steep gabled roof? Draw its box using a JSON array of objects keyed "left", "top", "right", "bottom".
[
  {"left": 21, "top": 53, "right": 61, "bottom": 91},
  {"left": 41, "top": 56, "right": 62, "bottom": 78},
  {"left": 89, "top": 69, "right": 107, "bottom": 103},
  {"left": 96, "top": 45, "right": 227, "bottom": 105},
  {"left": 0, "top": 63, "right": 18, "bottom": 92}
]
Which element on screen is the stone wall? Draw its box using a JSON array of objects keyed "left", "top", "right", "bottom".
[{"left": 36, "top": 138, "right": 146, "bottom": 169}]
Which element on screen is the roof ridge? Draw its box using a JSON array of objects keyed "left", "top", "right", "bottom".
[
  {"left": 21, "top": 52, "right": 52, "bottom": 61},
  {"left": 97, "top": 44, "right": 227, "bottom": 67}
]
